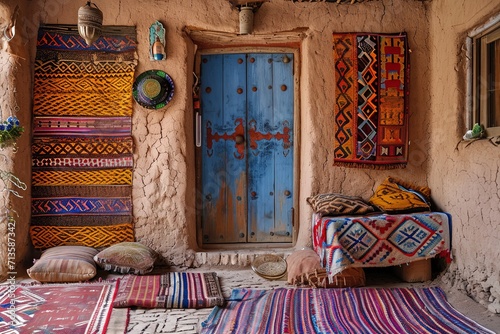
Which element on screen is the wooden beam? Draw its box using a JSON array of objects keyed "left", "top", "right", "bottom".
[
  {"left": 227, "top": 0, "right": 269, "bottom": 11},
  {"left": 184, "top": 26, "right": 307, "bottom": 49}
]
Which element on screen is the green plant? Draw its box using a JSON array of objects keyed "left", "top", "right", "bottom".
[{"left": 0, "top": 116, "right": 23, "bottom": 149}]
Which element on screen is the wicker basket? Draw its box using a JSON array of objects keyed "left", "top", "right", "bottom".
[
  {"left": 295, "top": 267, "right": 365, "bottom": 288},
  {"left": 251, "top": 254, "right": 287, "bottom": 280}
]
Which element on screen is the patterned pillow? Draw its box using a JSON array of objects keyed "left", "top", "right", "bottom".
[
  {"left": 306, "top": 193, "right": 374, "bottom": 216},
  {"left": 27, "top": 245, "right": 98, "bottom": 283},
  {"left": 369, "top": 177, "right": 431, "bottom": 213},
  {"left": 113, "top": 272, "right": 225, "bottom": 309},
  {"left": 94, "top": 242, "right": 157, "bottom": 275}
]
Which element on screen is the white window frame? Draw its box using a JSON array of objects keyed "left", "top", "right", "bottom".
[{"left": 467, "top": 14, "right": 500, "bottom": 137}]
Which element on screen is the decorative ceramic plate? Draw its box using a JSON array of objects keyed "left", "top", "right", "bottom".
[
  {"left": 133, "top": 70, "right": 174, "bottom": 109},
  {"left": 251, "top": 254, "right": 287, "bottom": 280}
]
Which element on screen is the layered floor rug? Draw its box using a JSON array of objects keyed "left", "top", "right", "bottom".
[
  {"left": 201, "top": 287, "right": 495, "bottom": 334},
  {"left": 0, "top": 282, "right": 126, "bottom": 334}
]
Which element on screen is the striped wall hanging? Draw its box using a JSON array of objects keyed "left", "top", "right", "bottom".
[{"left": 30, "top": 24, "right": 137, "bottom": 249}]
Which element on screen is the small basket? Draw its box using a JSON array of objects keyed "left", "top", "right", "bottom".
[{"left": 251, "top": 254, "right": 287, "bottom": 280}]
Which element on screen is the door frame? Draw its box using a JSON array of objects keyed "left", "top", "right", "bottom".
[{"left": 194, "top": 46, "right": 301, "bottom": 249}]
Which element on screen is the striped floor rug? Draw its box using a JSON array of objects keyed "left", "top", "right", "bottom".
[{"left": 201, "top": 287, "right": 495, "bottom": 334}]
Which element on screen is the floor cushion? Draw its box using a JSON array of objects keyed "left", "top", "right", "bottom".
[
  {"left": 27, "top": 245, "right": 98, "bottom": 283},
  {"left": 94, "top": 241, "right": 157, "bottom": 275},
  {"left": 286, "top": 249, "right": 322, "bottom": 284}
]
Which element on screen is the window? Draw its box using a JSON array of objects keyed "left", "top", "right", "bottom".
[{"left": 472, "top": 21, "right": 500, "bottom": 137}]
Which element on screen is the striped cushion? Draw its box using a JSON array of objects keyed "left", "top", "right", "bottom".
[
  {"left": 27, "top": 246, "right": 98, "bottom": 282},
  {"left": 113, "top": 272, "right": 225, "bottom": 309}
]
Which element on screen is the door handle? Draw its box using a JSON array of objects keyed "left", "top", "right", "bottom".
[
  {"left": 196, "top": 112, "right": 202, "bottom": 147},
  {"left": 235, "top": 134, "right": 245, "bottom": 144}
]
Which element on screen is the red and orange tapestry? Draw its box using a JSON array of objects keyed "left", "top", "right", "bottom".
[
  {"left": 333, "top": 32, "right": 409, "bottom": 169},
  {"left": 30, "top": 24, "right": 137, "bottom": 249}
]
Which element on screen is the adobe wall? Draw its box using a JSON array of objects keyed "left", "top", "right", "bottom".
[
  {"left": 2, "top": 0, "right": 430, "bottom": 276},
  {"left": 0, "top": 0, "right": 33, "bottom": 281},
  {"left": 427, "top": 0, "right": 500, "bottom": 313},
  {"left": 5, "top": 0, "right": 490, "bottom": 298}
]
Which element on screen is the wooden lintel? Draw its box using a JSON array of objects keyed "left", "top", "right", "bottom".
[
  {"left": 228, "top": 0, "right": 269, "bottom": 10},
  {"left": 184, "top": 26, "right": 308, "bottom": 49}
]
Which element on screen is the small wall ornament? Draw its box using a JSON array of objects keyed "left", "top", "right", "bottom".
[{"left": 149, "top": 21, "right": 166, "bottom": 61}]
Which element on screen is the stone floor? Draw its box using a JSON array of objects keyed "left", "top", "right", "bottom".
[{"left": 122, "top": 266, "right": 500, "bottom": 334}]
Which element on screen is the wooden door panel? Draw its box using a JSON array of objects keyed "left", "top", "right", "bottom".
[
  {"left": 271, "top": 53, "right": 294, "bottom": 242},
  {"left": 247, "top": 54, "right": 275, "bottom": 242},
  {"left": 247, "top": 53, "right": 294, "bottom": 242},
  {"left": 201, "top": 54, "right": 247, "bottom": 243},
  {"left": 200, "top": 52, "right": 294, "bottom": 244}
]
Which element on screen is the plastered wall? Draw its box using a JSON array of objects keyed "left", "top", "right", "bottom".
[
  {"left": 427, "top": 0, "right": 500, "bottom": 314},
  {"left": 0, "top": 1, "right": 32, "bottom": 281},
  {"left": 0, "top": 0, "right": 498, "bottom": 313}
]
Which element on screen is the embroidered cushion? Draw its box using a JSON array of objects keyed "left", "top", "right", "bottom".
[
  {"left": 286, "top": 249, "right": 323, "bottom": 284},
  {"left": 113, "top": 272, "right": 225, "bottom": 309},
  {"left": 307, "top": 193, "right": 374, "bottom": 216},
  {"left": 27, "top": 245, "right": 98, "bottom": 283},
  {"left": 369, "top": 177, "right": 431, "bottom": 213},
  {"left": 94, "top": 242, "right": 157, "bottom": 275}
]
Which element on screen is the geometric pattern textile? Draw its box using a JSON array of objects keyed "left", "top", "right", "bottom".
[
  {"left": 333, "top": 32, "right": 409, "bottom": 169},
  {"left": 32, "top": 169, "right": 133, "bottom": 186},
  {"left": 29, "top": 223, "right": 135, "bottom": 249},
  {"left": 32, "top": 137, "right": 133, "bottom": 156},
  {"left": 31, "top": 24, "right": 137, "bottom": 249},
  {"left": 312, "top": 212, "right": 451, "bottom": 279},
  {"left": 113, "top": 272, "right": 225, "bottom": 309},
  {"left": 31, "top": 197, "right": 132, "bottom": 216},
  {"left": 0, "top": 282, "right": 119, "bottom": 334},
  {"left": 33, "top": 116, "right": 133, "bottom": 136},
  {"left": 201, "top": 287, "right": 495, "bottom": 334},
  {"left": 32, "top": 156, "right": 134, "bottom": 168}
]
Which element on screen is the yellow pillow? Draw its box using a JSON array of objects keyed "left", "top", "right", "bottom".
[{"left": 369, "top": 177, "right": 431, "bottom": 213}]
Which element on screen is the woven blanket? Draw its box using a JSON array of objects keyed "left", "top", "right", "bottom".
[
  {"left": 201, "top": 287, "right": 495, "bottom": 334},
  {"left": 30, "top": 24, "right": 137, "bottom": 249},
  {"left": 113, "top": 272, "right": 225, "bottom": 309},
  {"left": 312, "top": 212, "right": 451, "bottom": 278},
  {"left": 0, "top": 282, "right": 121, "bottom": 334},
  {"left": 333, "top": 32, "right": 409, "bottom": 169}
]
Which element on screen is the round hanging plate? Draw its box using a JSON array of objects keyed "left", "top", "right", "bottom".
[{"left": 133, "top": 70, "right": 174, "bottom": 109}]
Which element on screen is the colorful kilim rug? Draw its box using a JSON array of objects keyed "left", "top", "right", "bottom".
[
  {"left": 31, "top": 24, "right": 137, "bottom": 249},
  {"left": 313, "top": 212, "right": 451, "bottom": 279},
  {"left": 0, "top": 282, "right": 122, "bottom": 334},
  {"left": 333, "top": 32, "right": 409, "bottom": 169},
  {"left": 201, "top": 287, "right": 495, "bottom": 334}
]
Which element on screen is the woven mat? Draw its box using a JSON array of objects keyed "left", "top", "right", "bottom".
[
  {"left": 0, "top": 282, "right": 123, "bottom": 334},
  {"left": 201, "top": 287, "right": 495, "bottom": 334}
]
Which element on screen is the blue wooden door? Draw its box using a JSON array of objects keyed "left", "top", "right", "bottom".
[{"left": 200, "top": 53, "right": 294, "bottom": 243}]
